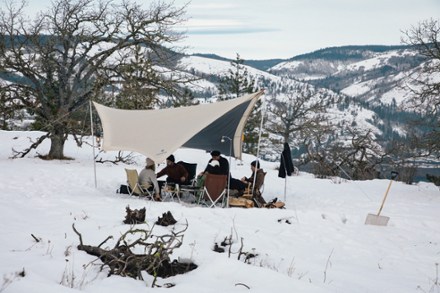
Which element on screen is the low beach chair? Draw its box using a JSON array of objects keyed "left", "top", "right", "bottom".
[{"left": 125, "top": 169, "right": 154, "bottom": 200}]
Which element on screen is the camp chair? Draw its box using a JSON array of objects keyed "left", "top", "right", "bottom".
[
  {"left": 201, "top": 174, "right": 228, "bottom": 208},
  {"left": 180, "top": 175, "right": 205, "bottom": 203},
  {"left": 252, "top": 171, "right": 267, "bottom": 207},
  {"left": 176, "top": 161, "right": 199, "bottom": 202},
  {"left": 177, "top": 161, "right": 197, "bottom": 186},
  {"left": 241, "top": 172, "right": 267, "bottom": 207},
  {"left": 124, "top": 169, "right": 154, "bottom": 200}
]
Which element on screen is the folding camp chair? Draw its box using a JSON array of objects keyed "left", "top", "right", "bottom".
[
  {"left": 161, "top": 182, "right": 181, "bottom": 203},
  {"left": 176, "top": 161, "right": 199, "bottom": 203},
  {"left": 180, "top": 175, "right": 206, "bottom": 204},
  {"left": 177, "top": 161, "right": 197, "bottom": 186},
  {"left": 124, "top": 169, "right": 154, "bottom": 200},
  {"left": 241, "top": 171, "right": 267, "bottom": 207},
  {"left": 201, "top": 174, "right": 228, "bottom": 208},
  {"left": 251, "top": 171, "right": 267, "bottom": 207}
]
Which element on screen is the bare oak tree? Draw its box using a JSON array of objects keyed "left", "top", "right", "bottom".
[
  {"left": 0, "top": 0, "right": 187, "bottom": 159},
  {"left": 401, "top": 18, "right": 440, "bottom": 156},
  {"left": 265, "top": 85, "right": 330, "bottom": 146}
]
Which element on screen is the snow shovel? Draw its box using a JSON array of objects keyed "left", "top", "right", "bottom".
[{"left": 365, "top": 171, "right": 399, "bottom": 226}]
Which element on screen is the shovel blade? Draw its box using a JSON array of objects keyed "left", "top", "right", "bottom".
[{"left": 365, "top": 213, "right": 389, "bottom": 226}]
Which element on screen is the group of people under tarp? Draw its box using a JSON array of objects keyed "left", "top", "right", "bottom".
[{"left": 137, "top": 150, "right": 266, "bottom": 205}]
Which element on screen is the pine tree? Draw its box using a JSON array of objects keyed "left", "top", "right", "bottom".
[
  {"left": 173, "top": 88, "right": 198, "bottom": 107},
  {"left": 112, "top": 46, "right": 160, "bottom": 110},
  {"left": 217, "top": 54, "right": 261, "bottom": 155},
  {"left": 217, "top": 54, "right": 256, "bottom": 100}
]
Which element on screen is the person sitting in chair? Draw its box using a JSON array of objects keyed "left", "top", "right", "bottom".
[
  {"left": 156, "top": 155, "right": 188, "bottom": 185},
  {"left": 241, "top": 160, "right": 266, "bottom": 206},
  {"left": 138, "top": 158, "right": 161, "bottom": 201},
  {"left": 200, "top": 150, "right": 247, "bottom": 196},
  {"left": 200, "top": 150, "right": 229, "bottom": 176},
  {"left": 206, "top": 159, "right": 220, "bottom": 174}
]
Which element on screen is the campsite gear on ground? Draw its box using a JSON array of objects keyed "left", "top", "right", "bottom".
[
  {"left": 265, "top": 202, "right": 285, "bottom": 209},
  {"left": 117, "top": 184, "right": 131, "bottom": 194},
  {"left": 229, "top": 197, "right": 255, "bottom": 208},
  {"left": 264, "top": 197, "right": 286, "bottom": 209},
  {"left": 365, "top": 171, "right": 399, "bottom": 226},
  {"left": 229, "top": 196, "right": 285, "bottom": 209}
]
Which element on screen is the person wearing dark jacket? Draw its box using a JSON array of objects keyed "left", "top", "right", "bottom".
[
  {"left": 156, "top": 155, "right": 188, "bottom": 184},
  {"left": 201, "top": 150, "right": 251, "bottom": 194},
  {"left": 241, "top": 160, "right": 266, "bottom": 206},
  {"left": 202, "top": 150, "right": 229, "bottom": 175},
  {"left": 278, "top": 142, "right": 294, "bottom": 178}
]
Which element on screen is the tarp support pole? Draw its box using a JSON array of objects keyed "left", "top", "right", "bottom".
[
  {"left": 252, "top": 98, "right": 265, "bottom": 201},
  {"left": 227, "top": 137, "right": 232, "bottom": 208},
  {"left": 283, "top": 154, "right": 287, "bottom": 202},
  {"left": 89, "top": 100, "right": 97, "bottom": 188}
]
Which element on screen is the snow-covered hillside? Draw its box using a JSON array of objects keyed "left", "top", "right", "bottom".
[
  {"left": 179, "top": 55, "right": 277, "bottom": 80},
  {"left": 268, "top": 46, "right": 425, "bottom": 108}
]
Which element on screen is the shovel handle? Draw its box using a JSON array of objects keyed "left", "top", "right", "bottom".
[{"left": 377, "top": 180, "right": 392, "bottom": 216}]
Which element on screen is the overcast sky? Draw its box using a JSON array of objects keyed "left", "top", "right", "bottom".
[{"left": 23, "top": 0, "right": 440, "bottom": 60}]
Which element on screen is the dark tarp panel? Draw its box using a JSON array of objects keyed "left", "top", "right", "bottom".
[{"left": 183, "top": 100, "right": 252, "bottom": 157}]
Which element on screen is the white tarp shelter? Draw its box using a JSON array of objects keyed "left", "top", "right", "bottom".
[{"left": 93, "top": 90, "right": 263, "bottom": 163}]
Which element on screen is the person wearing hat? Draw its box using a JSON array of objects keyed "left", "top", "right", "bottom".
[
  {"left": 200, "top": 150, "right": 229, "bottom": 176},
  {"left": 206, "top": 159, "right": 220, "bottom": 174},
  {"left": 194, "top": 150, "right": 230, "bottom": 192},
  {"left": 199, "top": 150, "right": 249, "bottom": 196},
  {"left": 240, "top": 160, "right": 266, "bottom": 205},
  {"left": 138, "top": 158, "right": 161, "bottom": 201},
  {"left": 156, "top": 154, "right": 188, "bottom": 185}
]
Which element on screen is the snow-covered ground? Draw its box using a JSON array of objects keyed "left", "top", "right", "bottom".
[{"left": 0, "top": 130, "right": 439, "bottom": 293}]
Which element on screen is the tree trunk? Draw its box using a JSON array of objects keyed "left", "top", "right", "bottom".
[
  {"left": 283, "top": 132, "right": 290, "bottom": 144},
  {"left": 48, "top": 125, "right": 66, "bottom": 159}
]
